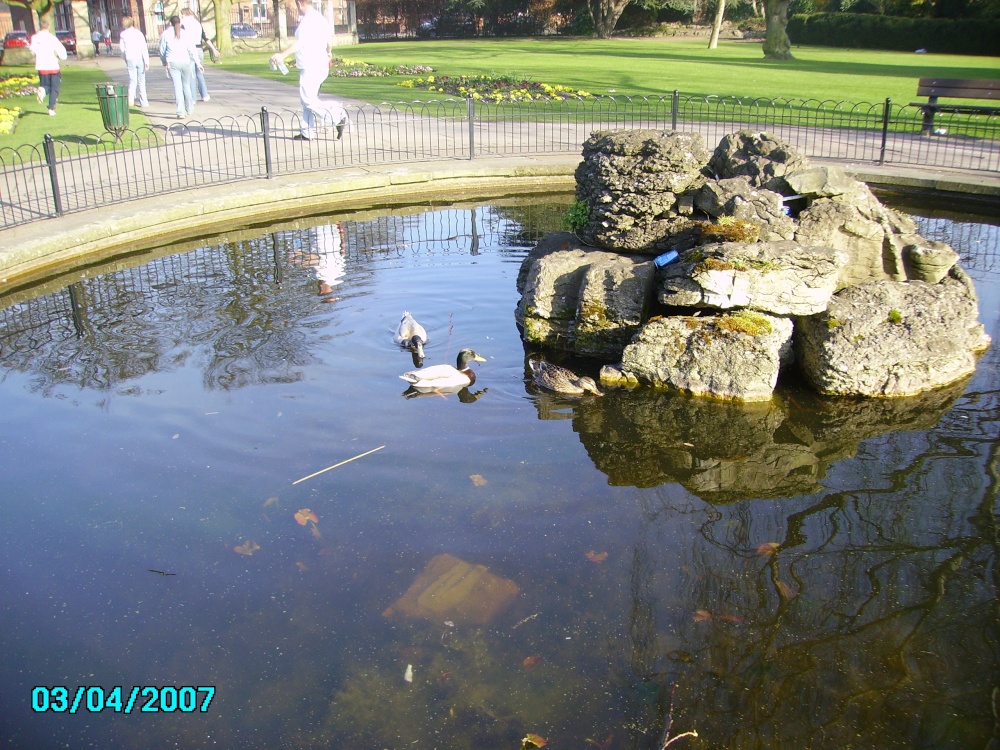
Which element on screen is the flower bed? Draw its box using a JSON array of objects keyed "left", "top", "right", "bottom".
[
  {"left": 0, "top": 73, "right": 39, "bottom": 100},
  {"left": 397, "top": 74, "right": 592, "bottom": 103},
  {"left": 330, "top": 58, "right": 434, "bottom": 78},
  {"left": 0, "top": 106, "right": 21, "bottom": 136}
]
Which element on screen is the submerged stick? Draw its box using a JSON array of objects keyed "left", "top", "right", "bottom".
[{"left": 292, "top": 445, "right": 386, "bottom": 485}]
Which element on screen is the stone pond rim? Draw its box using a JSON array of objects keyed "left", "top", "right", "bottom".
[{"left": 0, "top": 152, "right": 997, "bottom": 293}]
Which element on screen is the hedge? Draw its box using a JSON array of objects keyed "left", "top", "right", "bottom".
[{"left": 787, "top": 13, "right": 1000, "bottom": 56}]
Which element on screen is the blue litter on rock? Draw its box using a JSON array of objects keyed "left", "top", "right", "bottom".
[{"left": 654, "top": 250, "right": 679, "bottom": 268}]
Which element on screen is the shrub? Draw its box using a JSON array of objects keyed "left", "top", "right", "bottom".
[{"left": 787, "top": 13, "right": 1000, "bottom": 55}]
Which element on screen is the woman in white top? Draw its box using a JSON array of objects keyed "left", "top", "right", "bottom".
[
  {"left": 158, "top": 15, "right": 201, "bottom": 119},
  {"left": 119, "top": 17, "right": 149, "bottom": 108}
]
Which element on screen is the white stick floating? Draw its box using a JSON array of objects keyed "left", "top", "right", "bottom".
[{"left": 292, "top": 445, "right": 386, "bottom": 485}]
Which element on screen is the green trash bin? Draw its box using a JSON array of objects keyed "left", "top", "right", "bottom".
[{"left": 95, "top": 83, "right": 129, "bottom": 137}]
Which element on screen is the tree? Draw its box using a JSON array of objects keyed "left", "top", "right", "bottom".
[
  {"left": 6, "top": 0, "right": 58, "bottom": 26},
  {"left": 708, "top": 0, "right": 726, "bottom": 47},
  {"left": 762, "top": 0, "right": 794, "bottom": 59},
  {"left": 587, "top": 0, "right": 632, "bottom": 37}
]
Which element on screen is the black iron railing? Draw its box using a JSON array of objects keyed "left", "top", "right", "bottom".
[{"left": 1, "top": 93, "right": 997, "bottom": 230}]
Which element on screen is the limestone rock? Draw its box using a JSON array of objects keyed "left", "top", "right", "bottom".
[
  {"left": 616, "top": 312, "right": 794, "bottom": 401},
  {"left": 708, "top": 130, "right": 810, "bottom": 191},
  {"left": 658, "top": 241, "right": 848, "bottom": 316},
  {"left": 796, "top": 270, "right": 992, "bottom": 397},
  {"left": 784, "top": 165, "right": 862, "bottom": 198},
  {"left": 901, "top": 236, "right": 960, "bottom": 283},
  {"left": 693, "top": 177, "right": 796, "bottom": 240},
  {"left": 575, "top": 130, "right": 711, "bottom": 252},
  {"left": 516, "top": 233, "right": 655, "bottom": 357},
  {"left": 794, "top": 181, "right": 919, "bottom": 287},
  {"left": 383, "top": 554, "right": 519, "bottom": 626}
]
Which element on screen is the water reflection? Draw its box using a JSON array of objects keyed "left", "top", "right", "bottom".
[
  {"left": 566, "top": 378, "right": 969, "bottom": 500},
  {"left": 0, "top": 199, "right": 997, "bottom": 750}
]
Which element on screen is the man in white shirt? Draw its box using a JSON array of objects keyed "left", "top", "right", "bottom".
[
  {"left": 270, "top": 0, "right": 348, "bottom": 141},
  {"left": 29, "top": 20, "right": 68, "bottom": 116},
  {"left": 180, "top": 8, "right": 210, "bottom": 102},
  {"left": 119, "top": 17, "right": 149, "bottom": 108}
]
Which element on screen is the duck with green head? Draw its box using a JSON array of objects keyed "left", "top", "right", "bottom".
[{"left": 400, "top": 349, "right": 486, "bottom": 390}]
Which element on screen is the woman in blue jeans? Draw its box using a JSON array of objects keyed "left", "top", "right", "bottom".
[{"left": 158, "top": 15, "right": 201, "bottom": 119}]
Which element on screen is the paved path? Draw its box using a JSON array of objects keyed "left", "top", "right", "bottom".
[{"left": 88, "top": 53, "right": 363, "bottom": 126}]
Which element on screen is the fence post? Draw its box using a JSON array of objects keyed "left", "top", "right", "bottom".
[
  {"left": 261, "top": 107, "right": 273, "bottom": 179},
  {"left": 467, "top": 96, "right": 475, "bottom": 161},
  {"left": 672, "top": 90, "right": 679, "bottom": 131},
  {"left": 879, "top": 98, "right": 891, "bottom": 166},
  {"left": 43, "top": 134, "right": 64, "bottom": 217}
]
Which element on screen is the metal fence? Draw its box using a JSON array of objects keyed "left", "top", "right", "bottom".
[{"left": 1, "top": 92, "right": 998, "bottom": 231}]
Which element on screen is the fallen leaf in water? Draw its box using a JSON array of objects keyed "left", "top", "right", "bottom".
[
  {"left": 776, "top": 580, "right": 798, "bottom": 600},
  {"left": 309, "top": 523, "right": 323, "bottom": 540},
  {"left": 234, "top": 540, "right": 260, "bottom": 556},
  {"left": 469, "top": 474, "right": 488, "bottom": 487},
  {"left": 757, "top": 541, "right": 780, "bottom": 556},
  {"left": 522, "top": 734, "right": 547, "bottom": 749},
  {"left": 262, "top": 497, "right": 279, "bottom": 508},
  {"left": 523, "top": 655, "right": 541, "bottom": 669},
  {"left": 585, "top": 550, "right": 608, "bottom": 564},
  {"left": 667, "top": 650, "right": 692, "bottom": 663},
  {"left": 584, "top": 734, "right": 614, "bottom": 749},
  {"left": 717, "top": 613, "right": 745, "bottom": 624},
  {"left": 295, "top": 561, "right": 308, "bottom": 572},
  {"left": 693, "top": 609, "right": 713, "bottom": 622},
  {"left": 294, "top": 508, "right": 319, "bottom": 526}
]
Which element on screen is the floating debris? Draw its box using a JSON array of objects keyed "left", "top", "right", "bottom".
[
  {"left": 404, "top": 664, "right": 413, "bottom": 683},
  {"left": 234, "top": 540, "right": 261, "bottom": 556}
]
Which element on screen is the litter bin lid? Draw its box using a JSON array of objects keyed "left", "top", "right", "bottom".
[{"left": 95, "top": 83, "right": 126, "bottom": 95}]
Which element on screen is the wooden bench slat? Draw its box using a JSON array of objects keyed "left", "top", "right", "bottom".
[
  {"left": 916, "top": 77, "right": 1000, "bottom": 101},
  {"left": 912, "top": 76, "right": 1000, "bottom": 134}
]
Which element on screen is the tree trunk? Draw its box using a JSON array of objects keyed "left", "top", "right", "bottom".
[
  {"left": 214, "top": 0, "right": 233, "bottom": 55},
  {"left": 708, "top": 0, "right": 726, "bottom": 49},
  {"left": 587, "top": 0, "right": 631, "bottom": 39},
  {"left": 762, "top": 0, "right": 793, "bottom": 59}
]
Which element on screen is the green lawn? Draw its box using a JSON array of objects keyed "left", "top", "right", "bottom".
[
  {"left": 0, "top": 63, "right": 151, "bottom": 150},
  {"left": 220, "top": 37, "right": 1000, "bottom": 106}
]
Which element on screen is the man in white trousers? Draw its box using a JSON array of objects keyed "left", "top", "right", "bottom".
[{"left": 270, "top": 0, "right": 348, "bottom": 141}]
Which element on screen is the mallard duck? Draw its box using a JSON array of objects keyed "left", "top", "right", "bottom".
[
  {"left": 529, "top": 359, "right": 603, "bottom": 396},
  {"left": 393, "top": 311, "right": 427, "bottom": 360},
  {"left": 400, "top": 348, "right": 486, "bottom": 390}
]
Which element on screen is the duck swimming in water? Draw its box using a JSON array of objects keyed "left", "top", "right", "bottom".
[
  {"left": 400, "top": 348, "right": 486, "bottom": 390},
  {"left": 393, "top": 311, "right": 428, "bottom": 360},
  {"left": 529, "top": 359, "right": 603, "bottom": 396}
]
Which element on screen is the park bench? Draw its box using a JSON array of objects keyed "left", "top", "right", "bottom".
[{"left": 911, "top": 77, "right": 1000, "bottom": 135}]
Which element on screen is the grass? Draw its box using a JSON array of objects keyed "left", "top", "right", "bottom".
[
  {"left": 218, "top": 37, "right": 1000, "bottom": 106},
  {"left": 1, "top": 36, "right": 997, "bottom": 150},
  {"left": 0, "top": 63, "right": 150, "bottom": 150}
]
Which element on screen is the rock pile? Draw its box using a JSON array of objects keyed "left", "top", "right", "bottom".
[{"left": 516, "top": 129, "right": 990, "bottom": 400}]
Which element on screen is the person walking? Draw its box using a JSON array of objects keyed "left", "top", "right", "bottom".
[
  {"left": 158, "top": 15, "right": 201, "bottom": 119},
  {"left": 270, "top": 0, "right": 348, "bottom": 141},
  {"left": 103, "top": 27, "right": 112, "bottom": 54},
  {"left": 91, "top": 27, "right": 102, "bottom": 56},
  {"left": 30, "top": 20, "right": 68, "bottom": 116},
  {"left": 119, "top": 17, "right": 149, "bottom": 108},
  {"left": 180, "top": 8, "right": 210, "bottom": 102}
]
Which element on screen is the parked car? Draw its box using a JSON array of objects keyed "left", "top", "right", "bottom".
[
  {"left": 56, "top": 30, "right": 77, "bottom": 54},
  {"left": 230, "top": 23, "right": 258, "bottom": 39},
  {"left": 3, "top": 30, "right": 29, "bottom": 49}
]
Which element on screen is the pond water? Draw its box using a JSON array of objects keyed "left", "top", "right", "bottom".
[{"left": 0, "top": 197, "right": 998, "bottom": 750}]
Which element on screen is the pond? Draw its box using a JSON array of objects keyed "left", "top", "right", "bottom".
[{"left": 0, "top": 196, "right": 998, "bottom": 750}]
